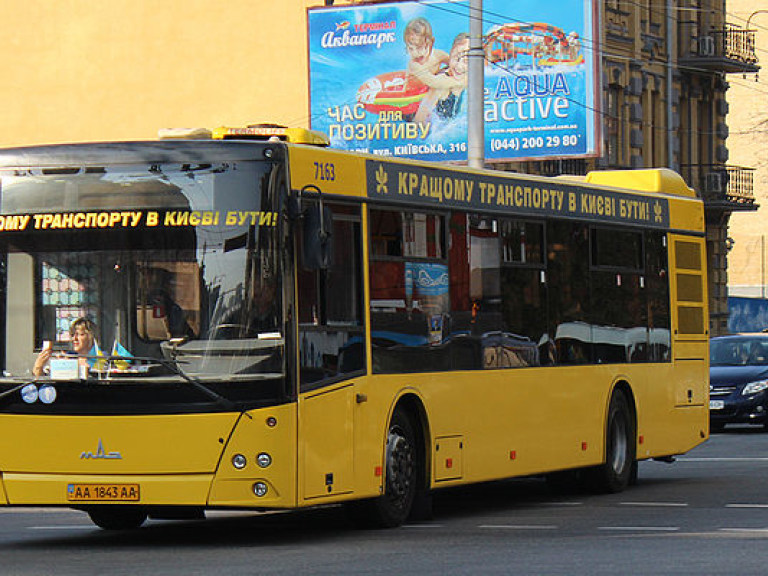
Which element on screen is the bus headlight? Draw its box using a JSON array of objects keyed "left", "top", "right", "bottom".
[
  {"left": 256, "top": 452, "right": 272, "bottom": 468},
  {"left": 231, "top": 454, "right": 247, "bottom": 469},
  {"left": 252, "top": 482, "right": 268, "bottom": 497}
]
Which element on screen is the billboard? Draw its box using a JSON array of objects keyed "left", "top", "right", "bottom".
[{"left": 308, "top": 0, "right": 600, "bottom": 163}]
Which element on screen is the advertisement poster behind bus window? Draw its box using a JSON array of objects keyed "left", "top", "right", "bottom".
[{"left": 307, "top": 0, "right": 599, "bottom": 162}]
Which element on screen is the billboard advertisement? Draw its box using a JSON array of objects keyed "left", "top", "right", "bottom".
[{"left": 307, "top": 0, "right": 600, "bottom": 163}]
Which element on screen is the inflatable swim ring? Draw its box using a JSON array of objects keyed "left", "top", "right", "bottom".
[
  {"left": 356, "top": 70, "right": 428, "bottom": 115},
  {"left": 484, "top": 22, "right": 583, "bottom": 67},
  {"left": 538, "top": 54, "right": 585, "bottom": 66}
]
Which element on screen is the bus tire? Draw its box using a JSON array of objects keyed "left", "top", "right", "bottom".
[
  {"left": 590, "top": 390, "right": 635, "bottom": 493},
  {"left": 348, "top": 408, "right": 418, "bottom": 528},
  {"left": 87, "top": 506, "right": 148, "bottom": 530}
]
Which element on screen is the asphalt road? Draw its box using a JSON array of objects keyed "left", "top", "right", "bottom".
[{"left": 2, "top": 427, "right": 768, "bottom": 575}]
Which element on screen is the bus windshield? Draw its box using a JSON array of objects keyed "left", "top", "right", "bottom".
[{"left": 0, "top": 153, "right": 287, "bottom": 413}]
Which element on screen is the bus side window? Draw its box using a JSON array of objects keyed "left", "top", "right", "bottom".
[
  {"left": 297, "top": 202, "right": 365, "bottom": 389},
  {"left": 369, "top": 209, "right": 451, "bottom": 374}
]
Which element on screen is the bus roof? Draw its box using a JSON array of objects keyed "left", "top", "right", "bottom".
[
  {"left": 0, "top": 138, "right": 704, "bottom": 234},
  {"left": 0, "top": 140, "right": 281, "bottom": 168}
]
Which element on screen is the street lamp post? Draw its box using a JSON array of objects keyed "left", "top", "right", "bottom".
[
  {"left": 746, "top": 10, "right": 768, "bottom": 30},
  {"left": 746, "top": 9, "right": 767, "bottom": 72}
]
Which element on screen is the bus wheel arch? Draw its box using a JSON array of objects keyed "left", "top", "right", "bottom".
[
  {"left": 347, "top": 393, "right": 431, "bottom": 528},
  {"left": 391, "top": 393, "right": 432, "bottom": 520},
  {"left": 591, "top": 382, "right": 637, "bottom": 493}
]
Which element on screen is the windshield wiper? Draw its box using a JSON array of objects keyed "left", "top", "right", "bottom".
[{"left": 103, "top": 354, "right": 238, "bottom": 411}]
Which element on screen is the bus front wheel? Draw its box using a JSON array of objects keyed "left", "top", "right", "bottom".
[
  {"left": 590, "top": 390, "right": 636, "bottom": 493},
  {"left": 348, "top": 408, "right": 418, "bottom": 528},
  {"left": 87, "top": 506, "right": 148, "bottom": 530}
]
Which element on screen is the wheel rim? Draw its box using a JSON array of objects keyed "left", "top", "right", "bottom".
[
  {"left": 386, "top": 425, "right": 414, "bottom": 507},
  {"left": 609, "top": 414, "right": 628, "bottom": 474}
]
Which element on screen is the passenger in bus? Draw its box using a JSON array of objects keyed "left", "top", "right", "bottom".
[{"left": 32, "top": 317, "right": 102, "bottom": 376}]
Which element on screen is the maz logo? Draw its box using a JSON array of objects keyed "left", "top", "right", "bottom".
[{"left": 80, "top": 439, "right": 122, "bottom": 460}]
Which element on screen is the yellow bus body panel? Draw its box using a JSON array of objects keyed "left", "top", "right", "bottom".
[
  {"left": 288, "top": 145, "right": 367, "bottom": 198},
  {"left": 299, "top": 383, "right": 356, "bottom": 501},
  {"left": 0, "top": 406, "right": 304, "bottom": 508},
  {"left": 295, "top": 363, "right": 707, "bottom": 505},
  {"left": 208, "top": 404, "right": 298, "bottom": 509},
  {"left": 0, "top": 413, "right": 235, "bottom": 506},
  {"left": 0, "top": 413, "right": 238, "bottom": 475},
  {"left": 668, "top": 196, "right": 706, "bottom": 234}
]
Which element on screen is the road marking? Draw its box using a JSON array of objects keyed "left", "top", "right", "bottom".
[
  {"left": 677, "top": 457, "right": 768, "bottom": 462},
  {"left": 719, "top": 528, "right": 768, "bottom": 533},
  {"left": 620, "top": 502, "right": 689, "bottom": 507},
  {"left": 598, "top": 526, "right": 680, "bottom": 532},
  {"left": 0, "top": 508, "right": 78, "bottom": 514},
  {"left": 726, "top": 504, "right": 768, "bottom": 509},
  {"left": 479, "top": 525, "right": 558, "bottom": 530},
  {"left": 28, "top": 525, "right": 93, "bottom": 530}
]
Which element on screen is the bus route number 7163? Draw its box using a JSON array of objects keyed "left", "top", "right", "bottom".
[{"left": 314, "top": 162, "right": 335, "bottom": 182}]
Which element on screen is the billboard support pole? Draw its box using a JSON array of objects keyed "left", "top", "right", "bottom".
[
  {"left": 666, "top": 0, "right": 675, "bottom": 168},
  {"left": 468, "top": 0, "right": 484, "bottom": 169}
]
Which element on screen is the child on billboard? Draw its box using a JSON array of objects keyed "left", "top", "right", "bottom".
[
  {"left": 413, "top": 32, "right": 469, "bottom": 123},
  {"left": 405, "top": 18, "right": 467, "bottom": 123}
]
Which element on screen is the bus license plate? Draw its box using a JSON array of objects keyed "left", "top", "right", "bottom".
[
  {"left": 709, "top": 400, "right": 725, "bottom": 410},
  {"left": 66, "top": 483, "right": 140, "bottom": 502}
]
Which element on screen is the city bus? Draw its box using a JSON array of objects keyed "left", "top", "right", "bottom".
[{"left": 0, "top": 126, "right": 709, "bottom": 530}]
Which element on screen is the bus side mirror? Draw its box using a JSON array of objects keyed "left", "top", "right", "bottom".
[{"left": 302, "top": 202, "right": 333, "bottom": 270}]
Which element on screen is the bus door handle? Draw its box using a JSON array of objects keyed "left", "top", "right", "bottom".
[{"left": 356, "top": 393, "right": 368, "bottom": 404}]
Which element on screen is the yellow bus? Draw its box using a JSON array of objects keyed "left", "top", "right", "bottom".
[{"left": 0, "top": 127, "right": 708, "bottom": 530}]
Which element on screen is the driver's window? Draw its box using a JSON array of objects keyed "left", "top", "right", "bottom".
[{"left": 136, "top": 262, "right": 200, "bottom": 341}]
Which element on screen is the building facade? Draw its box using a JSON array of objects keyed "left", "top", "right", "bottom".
[
  {"left": 723, "top": 0, "right": 768, "bottom": 301},
  {"left": 0, "top": 0, "right": 759, "bottom": 334}
]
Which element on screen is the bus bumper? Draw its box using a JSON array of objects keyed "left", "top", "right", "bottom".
[
  {"left": 1, "top": 472, "right": 290, "bottom": 510},
  {"left": 2, "top": 473, "right": 214, "bottom": 506}
]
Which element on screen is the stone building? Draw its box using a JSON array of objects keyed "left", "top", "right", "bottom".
[{"left": 724, "top": 1, "right": 768, "bottom": 301}]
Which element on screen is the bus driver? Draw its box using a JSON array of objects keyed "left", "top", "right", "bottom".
[{"left": 32, "top": 317, "right": 100, "bottom": 377}]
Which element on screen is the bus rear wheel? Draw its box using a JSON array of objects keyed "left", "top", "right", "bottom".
[
  {"left": 590, "top": 390, "right": 635, "bottom": 493},
  {"left": 87, "top": 506, "right": 148, "bottom": 530}
]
